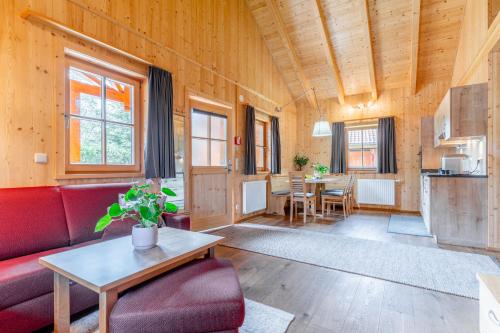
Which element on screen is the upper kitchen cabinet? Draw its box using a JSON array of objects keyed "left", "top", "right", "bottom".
[{"left": 434, "top": 83, "right": 487, "bottom": 147}]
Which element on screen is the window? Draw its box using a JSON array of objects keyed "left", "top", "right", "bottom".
[
  {"left": 255, "top": 120, "right": 268, "bottom": 171},
  {"left": 162, "top": 114, "right": 186, "bottom": 210},
  {"left": 65, "top": 57, "right": 141, "bottom": 173},
  {"left": 191, "top": 109, "right": 227, "bottom": 167},
  {"left": 347, "top": 125, "right": 378, "bottom": 170}
]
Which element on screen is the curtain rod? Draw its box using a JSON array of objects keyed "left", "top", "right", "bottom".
[
  {"left": 241, "top": 103, "right": 276, "bottom": 117},
  {"left": 343, "top": 116, "right": 392, "bottom": 124}
]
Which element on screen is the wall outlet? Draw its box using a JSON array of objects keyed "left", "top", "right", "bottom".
[{"left": 34, "top": 153, "right": 48, "bottom": 164}]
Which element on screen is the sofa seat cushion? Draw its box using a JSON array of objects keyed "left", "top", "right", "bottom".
[
  {"left": 0, "top": 186, "right": 70, "bottom": 261},
  {"left": 0, "top": 247, "right": 69, "bottom": 310},
  {"left": 60, "top": 183, "right": 132, "bottom": 245},
  {"left": 0, "top": 281, "right": 99, "bottom": 333},
  {"left": 110, "top": 258, "right": 245, "bottom": 333}
]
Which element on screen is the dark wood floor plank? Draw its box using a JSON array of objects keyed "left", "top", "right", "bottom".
[{"left": 215, "top": 211, "right": 486, "bottom": 333}]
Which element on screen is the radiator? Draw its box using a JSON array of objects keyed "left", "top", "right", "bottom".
[
  {"left": 356, "top": 179, "right": 395, "bottom": 206},
  {"left": 242, "top": 180, "right": 267, "bottom": 214}
]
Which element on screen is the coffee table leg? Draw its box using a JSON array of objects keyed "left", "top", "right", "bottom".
[
  {"left": 205, "top": 247, "right": 215, "bottom": 258},
  {"left": 54, "top": 272, "right": 70, "bottom": 333},
  {"left": 99, "top": 289, "right": 118, "bottom": 333}
]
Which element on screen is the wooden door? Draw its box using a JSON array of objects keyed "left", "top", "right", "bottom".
[{"left": 187, "top": 98, "right": 233, "bottom": 231}]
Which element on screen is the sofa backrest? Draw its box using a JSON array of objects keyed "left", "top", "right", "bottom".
[
  {"left": 60, "top": 183, "right": 132, "bottom": 245},
  {"left": 0, "top": 186, "right": 70, "bottom": 260}
]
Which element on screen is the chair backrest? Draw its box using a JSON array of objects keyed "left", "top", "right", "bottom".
[
  {"left": 324, "top": 175, "right": 349, "bottom": 191},
  {"left": 343, "top": 175, "right": 354, "bottom": 195},
  {"left": 270, "top": 175, "right": 289, "bottom": 194},
  {"left": 288, "top": 171, "right": 307, "bottom": 197}
]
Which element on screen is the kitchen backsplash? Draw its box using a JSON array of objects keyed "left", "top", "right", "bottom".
[{"left": 456, "top": 136, "right": 487, "bottom": 175}]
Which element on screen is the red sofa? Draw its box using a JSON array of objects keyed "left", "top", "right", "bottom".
[{"left": 0, "top": 183, "right": 190, "bottom": 333}]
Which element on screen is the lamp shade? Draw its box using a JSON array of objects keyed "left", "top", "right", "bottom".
[{"left": 312, "top": 120, "right": 332, "bottom": 137}]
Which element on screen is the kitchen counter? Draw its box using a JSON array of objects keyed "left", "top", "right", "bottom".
[
  {"left": 422, "top": 172, "right": 487, "bottom": 178},
  {"left": 420, "top": 174, "right": 487, "bottom": 248}
]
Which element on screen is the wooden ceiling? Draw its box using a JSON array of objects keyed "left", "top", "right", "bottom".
[{"left": 246, "top": 0, "right": 466, "bottom": 103}]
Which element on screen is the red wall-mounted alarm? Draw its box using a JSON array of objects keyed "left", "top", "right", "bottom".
[{"left": 234, "top": 136, "right": 242, "bottom": 145}]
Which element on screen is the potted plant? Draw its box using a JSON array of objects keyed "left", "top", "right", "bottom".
[
  {"left": 95, "top": 184, "right": 178, "bottom": 250},
  {"left": 313, "top": 163, "right": 329, "bottom": 179},
  {"left": 294, "top": 154, "right": 309, "bottom": 171}
]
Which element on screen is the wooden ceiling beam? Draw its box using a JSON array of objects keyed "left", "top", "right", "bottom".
[
  {"left": 410, "top": 0, "right": 421, "bottom": 95},
  {"left": 361, "top": 0, "right": 378, "bottom": 101},
  {"left": 265, "top": 0, "right": 317, "bottom": 109},
  {"left": 313, "top": 0, "right": 345, "bottom": 105}
]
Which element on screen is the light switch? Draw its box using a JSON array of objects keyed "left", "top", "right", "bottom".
[{"left": 34, "top": 153, "right": 48, "bottom": 164}]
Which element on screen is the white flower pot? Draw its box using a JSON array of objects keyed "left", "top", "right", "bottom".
[{"left": 132, "top": 224, "right": 158, "bottom": 250}]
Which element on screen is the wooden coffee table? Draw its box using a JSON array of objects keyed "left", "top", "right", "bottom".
[{"left": 39, "top": 227, "right": 224, "bottom": 333}]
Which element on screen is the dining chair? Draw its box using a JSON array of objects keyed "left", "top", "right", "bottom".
[
  {"left": 321, "top": 175, "right": 352, "bottom": 219},
  {"left": 288, "top": 171, "right": 316, "bottom": 224},
  {"left": 268, "top": 175, "right": 290, "bottom": 216}
]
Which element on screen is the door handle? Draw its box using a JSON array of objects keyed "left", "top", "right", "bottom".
[
  {"left": 226, "top": 160, "right": 233, "bottom": 174},
  {"left": 489, "top": 310, "right": 500, "bottom": 327}
]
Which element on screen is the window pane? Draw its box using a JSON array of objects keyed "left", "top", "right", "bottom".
[
  {"left": 348, "top": 150, "right": 363, "bottom": 169},
  {"left": 211, "top": 140, "right": 227, "bottom": 166},
  {"left": 106, "top": 123, "right": 133, "bottom": 165},
  {"left": 255, "top": 123, "right": 264, "bottom": 146},
  {"left": 363, "top": 128, "right": 377, "bottom": 148},
  {"left": 192, "top": 111, "right": 209, "bottom": 138},
  {"left": 69, "top": 68, "right": 102, "bottom": 119},
  {"left": 69, "top": 117, "right": 102, "bottom": 164},
  {"left": 192, "top": 138, "right": 209, "bottom": 166},
  {"left": 211, "top": 115, "right": 227, "bottom": 140},
  {"left": 105, "top": 78, "right": 133, "bottom": 124},
  {"left": 174, "top": 115, "right": 185, "bottom": 173},
  {"left": 256, "top": 146, "right": 265, "bottom": 169},
  {"left": 348, "top": 129, "right": 362, "bottom": 149},
  {"left": 363, "top": 149, "right": 377, "bottom": 168}
]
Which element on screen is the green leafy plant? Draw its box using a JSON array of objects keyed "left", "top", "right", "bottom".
[
  {"left": 294, "top": 154, "right": 309, "bottom": 171},
  {"left": 313, "top": 163, "right": 329, "bottom": 176},
  {"left": 95, "top": 184, "right": 178, "bottom": 232}
]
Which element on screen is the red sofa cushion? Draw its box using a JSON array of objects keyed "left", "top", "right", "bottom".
[
  {"left": 0, "top": 282, "right": 98, "bottom": 333},
  {"left": 0, "top": 186, "right": 70, "bottom": 261},
  {"left": 60, "top": 183, "right": 132, "bottom": 245},
  {"left": 110, "top": 258, "right": 245, "bottom": 333},
  {"left": 0, "top": 247, "right": 69, "bottom": 310}
]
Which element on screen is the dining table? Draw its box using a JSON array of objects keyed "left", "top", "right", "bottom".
[{"left": 268, "top": 175, "right": 346, "bottom": 216}]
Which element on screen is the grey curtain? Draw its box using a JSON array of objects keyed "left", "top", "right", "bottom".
[
  {"left": 244, "top": 105, "right": 257, "bottom": 175},
  {"left": 270, "top": 116, "right": 281, "bottom": 174},
  {"left": 145, "top": 66, "right": 176, "bottom": 179},
  {"left": 330, "top": 122, "right": 346, "bottom": 174},
  {"left": 377, "top": 116, "right": 398, "bottom": 173}
]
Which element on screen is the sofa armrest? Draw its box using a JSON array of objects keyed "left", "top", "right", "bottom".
[{"left": 162, "top": 213, "right": 191, "bottom": 231}]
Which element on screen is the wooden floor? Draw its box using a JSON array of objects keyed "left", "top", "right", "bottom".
[{"left": 216, "top": 211, "right": 499, "bottom": 333}]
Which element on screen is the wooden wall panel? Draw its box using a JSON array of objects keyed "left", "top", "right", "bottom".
[
  {"left": 488, "top": 46, "right": 500, "bottom": 249},
  {"left": 233, "top": 87, "right": 297, "bottom": 222},
  {"left": 0, "top": 0, "right": 296, "bottom": 205},
  {"left": 296, "top": 81, "right": 450, "bottom": 212},
  {"left": 451, "top": 0, "right": 490, "bottom": 86}
]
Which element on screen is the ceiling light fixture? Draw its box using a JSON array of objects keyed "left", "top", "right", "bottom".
[{"left": 311, "top": 88, "right": 332, "bottom": 137}]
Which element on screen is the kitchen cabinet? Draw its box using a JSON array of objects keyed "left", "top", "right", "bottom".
[
  {"left": 421, "top": 116, "right": 453, "bottom": 169},
  {"left": 421, "top": 175, "right": 487, "bottom": 248},
  {"left": 434, "top": 83, "right": 487, "bottom": 147},
  {"left": 420, "top": 176, "right": 431, "bottom": 233}
]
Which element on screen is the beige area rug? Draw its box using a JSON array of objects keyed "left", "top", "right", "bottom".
[{"left": 213, "top": 223, "right": 500, "bottom": 299}]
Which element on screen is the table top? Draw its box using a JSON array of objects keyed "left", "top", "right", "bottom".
[
  {"left": 39, "top": 227, "right": 224, "bottom": 292},
  {"left": 305, "top": 177, "right": 343, "bottom": 184}
]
